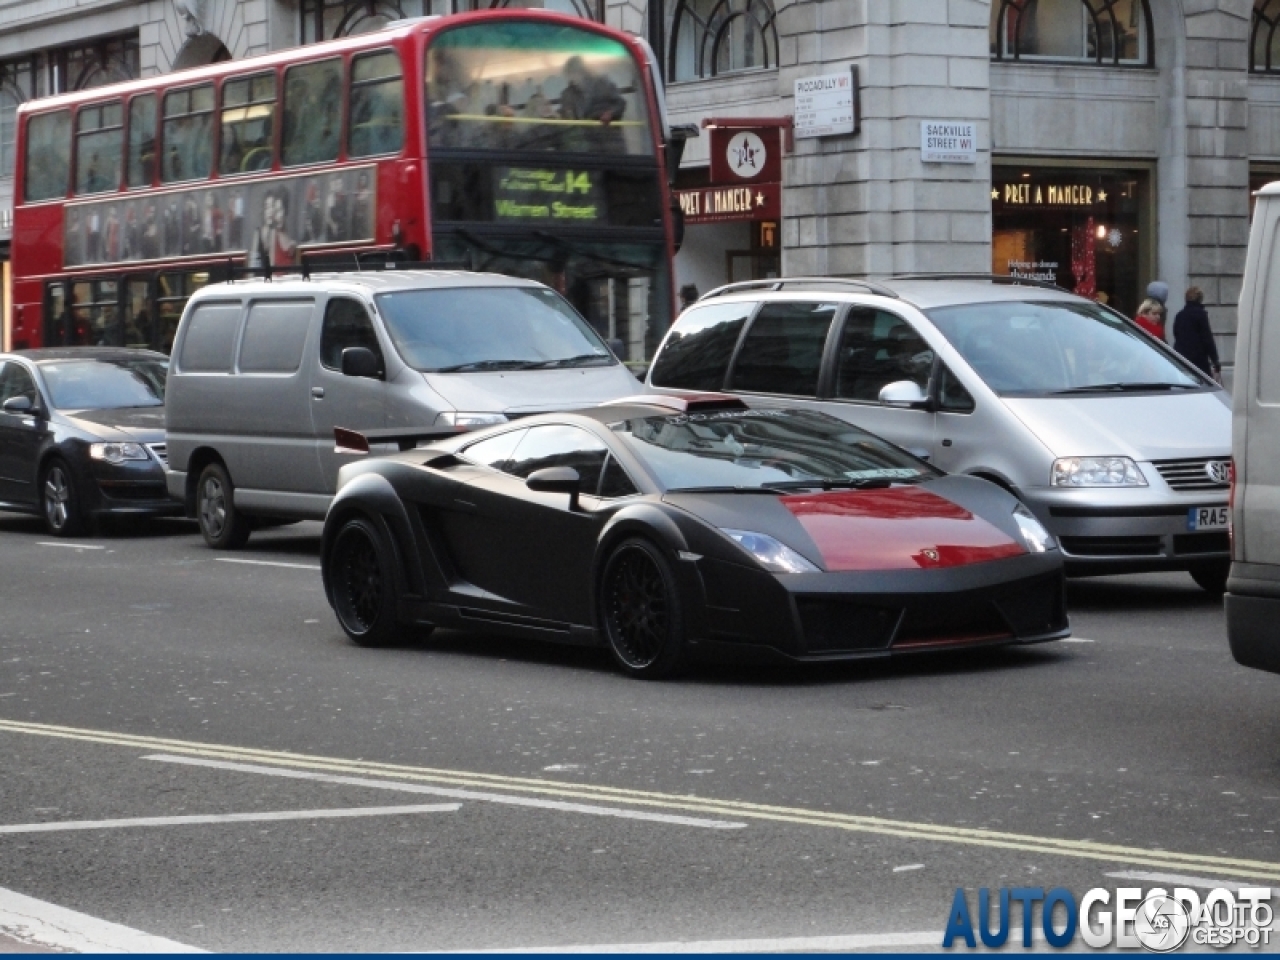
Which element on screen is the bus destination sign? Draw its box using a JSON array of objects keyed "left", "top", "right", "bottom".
[{"left": 493, "top": 168, "right": 604, "bottom": 223}]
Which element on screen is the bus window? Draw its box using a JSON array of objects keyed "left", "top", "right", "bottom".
[
  {"left": 157, "top": 271, "right": 210, "bottom": 353},
  {"left": 75, "top": 102, "right": 124, "bottom": 195},
  {"left": 283, "top": 59, "right": 341, "bottom": 167},
  {"left": 349, "top": 50, "right": 403, "bottom": 158},
  {"left": 127, "top": 94, "right": 157, "bottom": 188},
  {"left": 24, "top": 110, "right": 71, "bottom": 202},
  {"left": 162, "top": 84, "right": 215, "bottom": 183},
  {"left": 71, "top": 278, "right": 121, "bottom": 346},
  {"left": 44, "top": 281, "right": 69, "bottom": 347},
  {"left": 125, "top": 277, "right": 152, "bottom": 348},
  {"left": 220, "top": 73, "right": 277, "bottom": 175}
]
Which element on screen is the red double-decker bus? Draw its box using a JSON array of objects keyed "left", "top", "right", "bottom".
[{"left": 8, "top": 10, "right": 676, "bottom": 363}]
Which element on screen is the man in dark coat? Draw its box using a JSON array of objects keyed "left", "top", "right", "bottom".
[{"left": 1172, "top": 286, "right": 1221, "bottom": 380}]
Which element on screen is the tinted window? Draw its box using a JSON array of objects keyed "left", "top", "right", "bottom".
[
  {"left": 320, "top": 298, "right": 382, "bottom": 371},
  {"left": 240, "top": 300, "right": 313, "bottom": 373},
  {"left": 220, "top": 73, "right": 277, "bottom": 175},
  {"left": 75, "top": 101, "right": 123, "bottom": 195},
  {"left": 937, "top": 363, "right": 975, "bottom": 413},
  {"left": 508, "top": 424, "right": 609, "bottom": 492},
  {"left": 127, "top": 94, "right": 157, "bottom": 188},
  {"left": 730, "top": 302, "right": 837, "bottom": 397},
  {"left": 0, "top": 363, "right": 38, "bottom": 406},
  {"left": 833, "top": 309, "right": 934, "bottom": 401},
  {"left": 648, "top": 302, "right": 751, "bottom": 390},
  {"left": 40, "top": 358, "right": 167, "bottom": 410},
  {"left": 25, "top": 110, "right": 71, "bottom": 202},
  {"left": 350, "top": 51, "right": 403, "bottom": 158},
  {"left": 162, "top": 84, "right": 215, "bottom": 182},
  {"left": 179, "top": 301, "right": 242, "bottom": 372},
  {"left": 462, "top": 428, "right": 528, "bottom": 471},
  {"left": 597, "top": 454, "right": 638, "bottom": 498},
  {"left": 283, "top": 59, "right": 341, "bottom": 167}
]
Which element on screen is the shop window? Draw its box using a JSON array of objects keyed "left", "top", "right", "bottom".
[
  {"left": 127, "top": 94, "right": 157, "bottom": 188},
  {"left": 24, "top": 109, "right": 71, "bottom": 201},
  {"left": 349, "top": 51, "right": 403, "bottom": 158},
  {"left": 301, "top": 0, "right": 406, "bottom": 44},
  {"left": 1253, "top": 0, "right": 1280, "bottom": 72},
  {"left": 162, "top": 84, "right": 215, "bottom": 183},
  {"left": 282, "top": 59, "right": 342, "bottom": 167},
  {"left": 729, "top": 301, "right": 837, "bottom": 398},
  {"left": 220, "top": 73, "right": 277, "bottom": 175},
  {"left": 990, "top": 0, "right": 1152, "bottom": 66},
  {"left": 833, "top": 310, "right": 935, "bottom": 403},
  {"left": 75, "top": 101, "right": 123, "bottom": 195},
  {"left": 667, "top": 0, "right": 779, "bottom": 81}
]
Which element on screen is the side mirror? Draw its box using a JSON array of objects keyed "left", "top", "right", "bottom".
[
  {"left": 526, "top": 466, "right": 581, "bottom": 511},
  {"left": 878, "top": 380, "right": 929, "bottom": 408},
  {"left": 341, "top": 347, "right": 381, "bottom": 379},
  {"left": 2, "top": 395, "right": 33, "bottom": 415}
]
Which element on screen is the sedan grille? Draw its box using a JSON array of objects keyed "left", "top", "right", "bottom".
[
  {"left": 1152, "top": 457, "right": 1230, "bottom": 491},
  {"left": 146, "top": 443, "right": 168, "bottom": 467}
]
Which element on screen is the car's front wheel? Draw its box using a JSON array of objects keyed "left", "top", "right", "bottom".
[
  {"left": 600, "top": 538, "right": 686, "bottom": 679},
  {"left": 329, "top": 516, "right": 401, "bottom": 648},
  {"left": 196, "top": 462, "right": 251, "bottom": 549},
  {"left": 41, "top": 459, "right": 85, "bottom": 537},
  {"left": 1190, "top": 559, "right": 1230, "bottom": 596}
]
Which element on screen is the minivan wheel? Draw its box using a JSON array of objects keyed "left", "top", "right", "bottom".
[
  {"left": 41, "top": 459, "right": 85, "bottom": 537},
  {"left": 599, "top": 538, "right": 686, "bottom": 680},
  {"left": 196, "top": 462, "right": 251, "bottom": 549},
  {"left": 1190, "top": 559, "right": 1230, "bottom": 596},
  {"left": 329, "top": 516, "right": 400, "bottom": 648}
]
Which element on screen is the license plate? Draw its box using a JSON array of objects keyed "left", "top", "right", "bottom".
[{"left": 1187, "top": 506, "right": 1229, "bottom": 531}]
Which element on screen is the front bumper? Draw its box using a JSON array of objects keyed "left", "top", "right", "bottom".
[{"left": 83, "top": 455, "right": 182, "bottom": 518}]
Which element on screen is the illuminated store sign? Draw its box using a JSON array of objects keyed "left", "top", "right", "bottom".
[
  {"left": 997, "top": 183, "right": 1106, "bottom": 206},
  {"left": 675, "top": 183, "right": 781, "bottom": 224}
]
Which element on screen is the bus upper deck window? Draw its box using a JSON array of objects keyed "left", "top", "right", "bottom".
[
  {"left": 127, "top": 94, "right": 157, "bottom": 188},
  {"left": 24, "top": 110, "right": 71, "bottom": 202},
  {"left": 221, "top": 72, "right": 277, "bottom": 175},
  {"left": 283, "top": 59, "right": 342, "bottom": 167},
  {"left": 162, "top": 84, "right": 215, "bottom": 183},
  {"left": 75, "top": 101, "right": 123, "bottom": 195},
  {"left": 349, "top": 51, "right": 403, "bottom": 158}
]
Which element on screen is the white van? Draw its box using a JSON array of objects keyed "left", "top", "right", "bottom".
[{"left": 1228, "top": 182, "right": 1280, "bottom": 671}]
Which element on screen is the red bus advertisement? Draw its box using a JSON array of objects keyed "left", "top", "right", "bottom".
[{"left": 8, "top": 11, "right": 676, "bottom": 364}]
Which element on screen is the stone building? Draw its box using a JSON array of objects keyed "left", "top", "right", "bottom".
[{"left": 0, "top": 0, "right": 1268, "bottom": 366}]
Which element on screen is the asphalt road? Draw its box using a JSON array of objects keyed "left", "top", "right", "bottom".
[{"left": 0, "top": 513, "right": 1276, "bottom": 952}]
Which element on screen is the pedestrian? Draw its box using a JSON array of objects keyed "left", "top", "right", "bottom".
[
  {"left": 1172, "top": 286, "right": 1222, "bottom": 381},
  {"left": 679, "top": 284, "right": 699, "bottom": 313},
  {"left": 1134, "top": 280, "right": 1169, "bottom": 339}
]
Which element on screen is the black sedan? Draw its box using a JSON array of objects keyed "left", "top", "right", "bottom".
[
  {"left": 0, "top": 348, "right": 178, "bottom": 536},
  {"left": 321, "top": 396, "right": 1069, "bottom": 678}
]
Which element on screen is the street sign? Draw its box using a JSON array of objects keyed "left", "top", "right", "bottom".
[
  {"left": 794, "top": 68, "right": 859, "bottom": 139},
  {"left": 921, "top": 121, "right": 977, "bottom": 164}
]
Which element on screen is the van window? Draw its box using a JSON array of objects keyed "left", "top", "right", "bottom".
[
  {"left": 321, "top": 298, "right": 382, "bottom": 371},
  {"left": 937, "top": 363, "right": 975, "bottom": 413},
  {"left": 1258, "top": 238, "right": 1280, "bottom": 403},
  {"left": 349, "top": 51, "right": 403, "bottom": 158},
  {"left": 648, "top": 302, "right": 752, "bottom": 391},
  {"left": 179, "top": 301, "right": 242, "bottom": 372},
  {"left": 833, "top": 309, "right": 935, "bottom": 402},
  {"left": 24, "top": 110, "right": 71, "bottom": 202},
  {"left": 283, "top": 59, "right": 342, "bottom": 166},
  {"left": 730, "top": 302, "right": 837, "bottom": 397},
  {"left": 239, "top": 300, "right": 313, "bottom": 373}
]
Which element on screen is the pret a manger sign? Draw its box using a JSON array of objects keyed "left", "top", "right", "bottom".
[
  {"left": 676, "top": 183, "right": 781, "bottom": 224},
  {"left": 921, "top": 121, "right": 977, "bottom": 164},
  {"left": 999, "top": 182, "right": 1098, "bottom": 206}
]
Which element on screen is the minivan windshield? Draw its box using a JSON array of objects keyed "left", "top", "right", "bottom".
[
  {"left": 926, "top": 299, "right": 1208, "bottom": 397},
  {"left": 40, "top": 358, "right": 167, "bottom": 410},
  {"left": 374, "top": 286, "right": 615, "bottom": 373},
  {"left": 611, "top": 408, "right": 938, "bottom": 492}
]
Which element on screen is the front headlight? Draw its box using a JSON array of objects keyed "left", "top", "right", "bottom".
[
  {"left": 434, "top": 411, "right": 509, "bottom": 427},
  {"left": 89, "top": 442, "right": 149, "bottom": 464},
  {"left": 1012, "top": 503, "right": 1055, "bottom": 553},
  {"left": 721, "top": 529, "right": 820, "bottom": 574},
  {"left": 1051, "top": 456, "right": 1147, "bottom": 487}
]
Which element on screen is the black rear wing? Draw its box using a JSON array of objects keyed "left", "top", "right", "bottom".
[{"left": 334, "top": 426, "right": 468, "bottom": 455}]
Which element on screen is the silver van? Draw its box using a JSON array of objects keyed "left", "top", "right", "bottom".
[
  {"left": 1227, "top": 181, "right": 1280, "bottom": 671},
  {"left": 166, "top": 270, "right": 641, "bottom": 547},
  {"left": 646, "top": 277, "right": 1231, "bottom": 591}
]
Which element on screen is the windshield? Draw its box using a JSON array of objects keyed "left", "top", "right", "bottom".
[
  {"left": 926, "top": 299, "right": 1206, "bottom": 396},
  {"left": 40, "top": 357, "right": 167, "bottom": 410},
  {"left": 612, "top": 408, "right": 938, "bottom": 492},
  {"left": 374, "top": 285, "right": 614, "bottom": 373}
]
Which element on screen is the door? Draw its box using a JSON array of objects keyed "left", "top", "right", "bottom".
[
  {"left": 928, "top": 362, "right": 981, "bottom": 473},
  {"left": 724, "top": 300, "right": 839, "bottom": 411},
  {"left": 0, "top": 362, "right": 47, "bottom": 505},
  {"left": 311, "top": 296, "right": 388, "bottom": 492}
]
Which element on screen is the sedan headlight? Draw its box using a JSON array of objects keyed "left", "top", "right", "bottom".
[
  {"left": 1051, "top": 456, "right": 1147, "bottom": 487},
  {"left": 1012, "top": 503, "right": 1055, "bottom": 553},
  {"left": 89, "top": 442, "right": 149, "bottom": 464},
  {"left": 722, "top": 529, "right": 820, "bottom": 574},
  {"left": 435, "top": 411, "right": 508, "bottom": 427}
]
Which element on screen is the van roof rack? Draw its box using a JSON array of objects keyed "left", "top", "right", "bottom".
[
  {"left": 884, "top": 272, "right": 1070, "bottom": 293},
  {"left": 209, "top": 255, "right": 471, "bottom": 284},
  {"left": 701, "top": 277, "right": 900, "bottom": 300}
]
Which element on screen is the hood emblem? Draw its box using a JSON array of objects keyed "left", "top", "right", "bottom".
[
  {"left": 1205, "top": 460, "right": 1230, "bottom": 485},
  {"left": 921, "top": 548, "right": 940, "bottom": 562}
]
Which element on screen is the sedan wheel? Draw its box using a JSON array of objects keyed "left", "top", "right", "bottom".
[
  {"left": 41, "top": 460, "right": 84, "bottom": 537},
  {"left": 329, "top": 516, "right": 400, "bottom": 648},
  {"left": 196, "top": 462, "right": 251, "bottom": 549},
  {"left": 600, "top": 538, "right": 685, "bottom": 679}
]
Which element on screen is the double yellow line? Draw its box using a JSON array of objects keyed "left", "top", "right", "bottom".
[{"left": 3, "top": 716, "right": 1277, "bottom": 881}]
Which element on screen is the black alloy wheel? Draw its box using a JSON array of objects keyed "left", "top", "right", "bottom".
[
  {"left": 329, "top": 516, "right": 401, "bottom": 648},
  {"left": 41, "top": 459, "right": 85, "bottom": 537},
  {"left": 600, "top": 538, "right": 686, "bottom": 679},
  {"left": 1190, "top": 559, "right": 1230, "bottom": 597},
  {"left": 196, "top": 461, "right": 251, "bottom": 549}
]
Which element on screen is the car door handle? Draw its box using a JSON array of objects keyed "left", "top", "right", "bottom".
[{"left": 311, "top": 387, "right": 325, "bottom": 399}]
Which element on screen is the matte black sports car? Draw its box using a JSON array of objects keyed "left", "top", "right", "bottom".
[{"left": 321, "top": 396, "right": 1069, "bottom": 678}]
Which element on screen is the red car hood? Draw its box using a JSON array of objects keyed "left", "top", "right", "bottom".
[{"left": 781, "top": 487, "right": 1025, "bottom": 571}]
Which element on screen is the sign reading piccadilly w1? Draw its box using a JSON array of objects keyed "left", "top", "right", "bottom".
[
  {"left": 794, "top": 68, "right": 860, "bottom": 139},
  {"left": 675, "top": 182, "right": 781, "bottom": 224}
]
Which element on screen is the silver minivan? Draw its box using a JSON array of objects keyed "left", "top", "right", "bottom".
[
  {"left": 166, "top": 270, "right": 641, "bottom": 547},
  {"left": 645, "top": 277, "right": 1232, "bottom": 591}
]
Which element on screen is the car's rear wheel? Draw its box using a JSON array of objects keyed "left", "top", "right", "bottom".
[
  {"left": 1190, "top": 559, "right": 1230, "bottom": 596},
  {"left": 196, "top": 462, "right": 251, "bottom": 549},
  {"left": 600, "top": 538, "right": 685, "bottom": 679},
  {"left": 41, "top": 459, "right": 85, "bottom": 537},
  {"left": 330, "top": 516, "right": 401, "bottom": 648}
]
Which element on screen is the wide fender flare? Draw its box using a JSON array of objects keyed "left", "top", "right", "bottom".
[
  {"left": 322, "top": 471, "right": 420, "bottom": 604},
  {"left": 593, "top": 504, "right": 707, "bottom": 634}
]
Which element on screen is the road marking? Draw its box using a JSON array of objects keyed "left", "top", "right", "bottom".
[
  {"left": 1, "top": 718, "right": 1277, "bottom": 879},
  {"left": 0, "top": 803, "right": 459, "bottom": 836},
  {"left": 36, "top": 542, "right": 105, "bottom": 550},
  {"left": 1059, "top": 637, "right": 1096, "bottom": 643},
  {"left": 146, "top": 755, "right": 747, "bottom": 831},
  {"left": 1105, "top": 870, "right": 1261, "bottom": 892},
  {"left": 0, "top": 884, "right": 203, "bottom": 953},
  {"left": 214, "top": 558, "right": 321, "bottom": 571},
  {"left": 465, "top": 931, "right": 942, "bottom": 953}
]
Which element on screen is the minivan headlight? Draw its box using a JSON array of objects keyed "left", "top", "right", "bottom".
[
  {"left": 89, "top": 442, "right": 148, "bottom": 464},
  {"left": 1051, "top": 456, "right": 1147, "bottom": 487},
  {"left": 1012, "top": 503, "right": 1055, "bottom": 553},
  {"left": 721, "top": 529, "right": 820, "bottom": 574},
  {"left": 435, "top": 411, "right": 508, "bottom": 427}
]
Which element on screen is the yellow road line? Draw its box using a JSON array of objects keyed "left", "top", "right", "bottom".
[{"left": 3, "top": 717, "right": 1278, "bottom": 880}]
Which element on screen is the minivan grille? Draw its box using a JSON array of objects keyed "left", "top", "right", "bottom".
[
  {"left": 146, "top": 443, "right": 168, "bottom": 467},
  {"left": 1153, "top": 457, "right": 1230, "bottom": 491}
]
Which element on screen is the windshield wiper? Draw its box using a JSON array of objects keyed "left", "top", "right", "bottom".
[
  {"left": 763, "top": 478, "right": 896, "bottom": 491},
  {"left": 532, "top": 353, "right": 614, "bottom": 369},
  {"left": 1053, "top": 382, "right": 1199, "bottom": 394},
  {"left": 664, "top": 486, "right": 786, "bottom": 495},
  {"left": 432, "top": 359, "right": 545, "bottom": 373}
]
